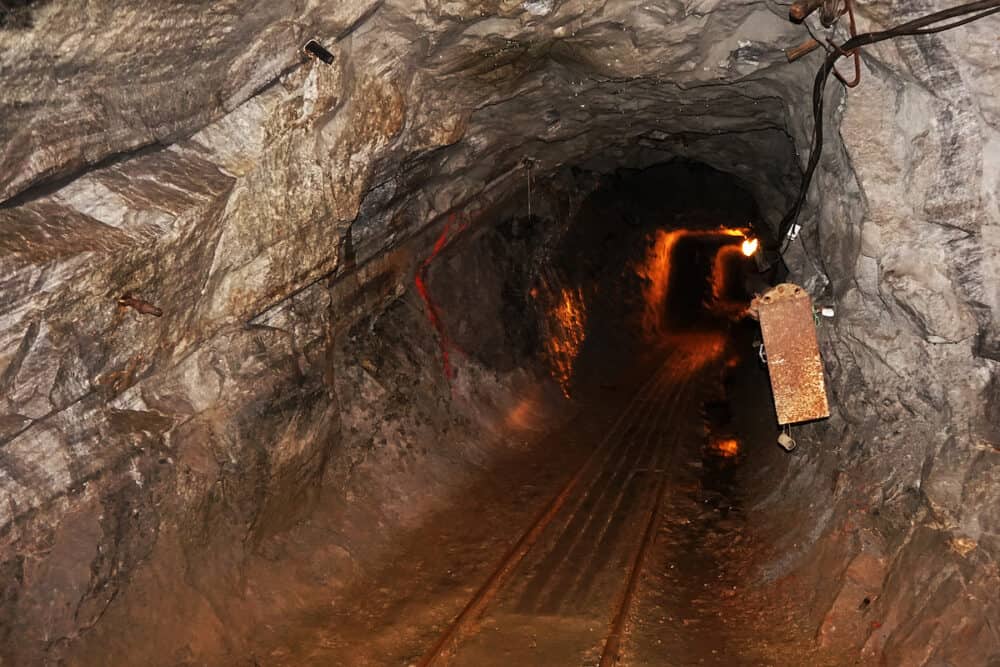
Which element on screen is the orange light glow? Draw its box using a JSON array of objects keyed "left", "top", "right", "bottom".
[
  {"left": 658, "top": 331, "right": 728, "bottom": 377},
  {"left": 708, "top": 244, "right": 749, "bottom": 320},
  {"left": 709, "top": 437, "right": 741, "bottom": 458},
  {"left": 504, "top": 394, "right": 548, "bottom": 432},
  {"left": 710, "top": 245, "right": 743, "bottom": 302},
  {"left": 539, "top": 284, "right": 587, "bottom": 397},
  {"left": 638, "top": 229, "right": 683, "bottom": 341},
  {"left": 636, "top": 228, "right": 749, "bottom": 340},
  {"left": 741, "top": 237, "right": 759, "bottom": 257}
]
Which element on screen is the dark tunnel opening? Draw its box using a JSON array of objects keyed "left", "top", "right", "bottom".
[{"left": 431, "top": 160, "right": 769, "bottom": 398}]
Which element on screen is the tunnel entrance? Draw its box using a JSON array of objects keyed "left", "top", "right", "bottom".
[{"left": 501, "top": 161, "right": 767, "bottom": 401}]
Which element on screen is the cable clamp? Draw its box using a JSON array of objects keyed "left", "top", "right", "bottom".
[{"left": 785, "top": 223, "right": 802, "bottom": 242}]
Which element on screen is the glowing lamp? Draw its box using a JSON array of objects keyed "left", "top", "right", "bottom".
[{"left": 741, "top": 237, "right": 759, "bottom": 257}]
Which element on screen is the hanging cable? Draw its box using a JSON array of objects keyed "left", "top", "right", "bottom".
[{"left": 777, "top": 0, "right": 1000, "bottom": 255}]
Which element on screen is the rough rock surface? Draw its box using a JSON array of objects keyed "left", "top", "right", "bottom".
[
  {"left": 1, "top": 0, "right": 998, "bottom": 664},
  {"left": 773, "top": 3, "right": 1000, "bottom": 663}
]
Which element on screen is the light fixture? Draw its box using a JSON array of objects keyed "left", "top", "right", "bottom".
[{"left": 741, "top": 237, "right": 759, "bottom": 257}]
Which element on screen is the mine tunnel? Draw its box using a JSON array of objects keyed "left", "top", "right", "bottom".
[{"left": 1, "top": 1, "right": 999, "bottom": 666}]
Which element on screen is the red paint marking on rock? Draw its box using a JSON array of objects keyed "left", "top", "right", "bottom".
[{"left": 415, "top": 212, "right": 472, "bottom": 385}]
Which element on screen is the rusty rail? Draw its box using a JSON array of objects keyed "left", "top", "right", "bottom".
[
  {"left": 597, "top": 367, "right": 695, "bottom": 666},
  {"left": 417, "top": 363, "right": 671, "bottom": 666},
  {"left": 598, "top": 434, "right": 676, "bottom": 666},
  {"left": 416, "top": 463, "right": 589, "bottom": 666},
  {"left": 417, "top": 348, "right": 714, "bottom": 665}
]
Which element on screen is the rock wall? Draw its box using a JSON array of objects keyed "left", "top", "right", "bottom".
[
  {"left": 770, "top": 2, "right": 1000, "bottom": 663},
  {"left": 1, "top": 0, "right": 998, "bottom": 663}
]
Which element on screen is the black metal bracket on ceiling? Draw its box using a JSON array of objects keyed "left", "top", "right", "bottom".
[{"left": 302, "top": 39, "right": 335, "bottom": 65}]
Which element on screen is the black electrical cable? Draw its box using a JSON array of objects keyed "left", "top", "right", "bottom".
[
  {"left": 777, "top": 0, "right": 1000, "bottom": 254},
  {"left": 907, "top": 7, "right": 1000, "bottom": 33}
]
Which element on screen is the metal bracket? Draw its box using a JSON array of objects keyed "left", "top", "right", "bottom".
[
  {"left": 785, "top": 223, "right": 802, "bottom": 243},
  {"left": 303, "top": 39, "right": 335, "bottom": 65}
]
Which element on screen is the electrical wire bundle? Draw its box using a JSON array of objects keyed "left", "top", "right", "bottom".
[{"left": 777, "top": 0, "right": 1000, "bottom": 255}]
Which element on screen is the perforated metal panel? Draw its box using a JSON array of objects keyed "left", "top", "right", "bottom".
[{"left": 756, "top": 283, "right": 830, "bottom": 425}]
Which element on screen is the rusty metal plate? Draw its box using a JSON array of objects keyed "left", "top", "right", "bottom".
[{"left": 756, "top": 283, "right": 830, "bottom": 425}]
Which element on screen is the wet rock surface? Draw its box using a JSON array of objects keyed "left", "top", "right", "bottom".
[{"left": 1, "top": 0, "right": 999, "bottom": 664}]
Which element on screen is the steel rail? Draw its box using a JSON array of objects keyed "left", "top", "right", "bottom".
[
  {"left": 553, "top": 369, "right": 689, "bottom": 610},
  {"left": 598, "top": 362, "right": 698, "bottom": 666},
  {"left": 522, "top": 363, "right": 680, "bottom": 612},
  {"left": 416, "top": 358, "right": 675, "bottom": 666}
]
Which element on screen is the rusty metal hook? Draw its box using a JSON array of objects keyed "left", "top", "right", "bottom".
[{"left": 831, "top": 0, "right": 862, "bottom": 87}]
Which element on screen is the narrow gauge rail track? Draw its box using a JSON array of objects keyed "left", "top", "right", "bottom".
[{"left": 418, "top": 341, "right": 716, "bottom": 666}]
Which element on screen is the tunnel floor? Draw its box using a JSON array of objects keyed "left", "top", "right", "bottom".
[{"left": 239, "top": 322, "right": 828, "bottom": 666}]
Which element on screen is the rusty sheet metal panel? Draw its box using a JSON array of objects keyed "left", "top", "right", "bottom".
[{"left": 756, "top": 283, "right": 830, "bottom": 425}]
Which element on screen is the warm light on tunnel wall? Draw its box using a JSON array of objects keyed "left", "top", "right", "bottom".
[
  {"left": 709, "top": 244, "right": 749, "bottom": 319},
  {"left": 638, "top": 227, "right": 748, "bottom": 340},
  {"left": 536, "top": 226, "right": 750, "bottom": 394},
  {"left": 638, "top": 229, "right": 684, "bottom": 340},
  {"left": 535, "top": 278, "right": 587, "bottom": 398}
]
